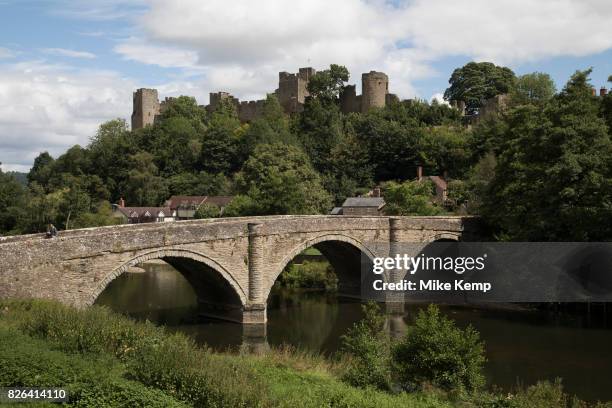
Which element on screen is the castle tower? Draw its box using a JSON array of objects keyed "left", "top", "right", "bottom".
[
  {"left": 131, "top": 88, "right": 160, "bottom": 130},
  {"left": 276, "top": 67, "right": 315, "bottom": 114},
  {"left": 361, "top": 71, "right": 388, "bottom": 113}
]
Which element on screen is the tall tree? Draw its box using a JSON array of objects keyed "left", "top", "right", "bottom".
[
  {"left": 444, "top": 62, "right": 516, "bottom": 115},
  {"left": 228, "top": 143, "right": 332, "bottom": 215},
  {"left": 510, "top": 72, "right": 556, "bottom": 106},
  {"left": 306, "top": 64, "right": 349, "bottom": 102},
  {"left": 483, "top": 69, "right": 612, "bottom": 240}
]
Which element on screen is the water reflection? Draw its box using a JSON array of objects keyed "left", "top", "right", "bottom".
[{"left": 95, "top": 261, "right": 612, "bottom": 402}]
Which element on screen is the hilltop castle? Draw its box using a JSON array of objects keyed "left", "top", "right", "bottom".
[{"left": 131, "top": 67, "right": 399, "bottom": 129}]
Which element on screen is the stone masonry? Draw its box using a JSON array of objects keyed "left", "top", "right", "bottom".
[{"left": 0, "top": 215, "right": 479, "bottom": 324}]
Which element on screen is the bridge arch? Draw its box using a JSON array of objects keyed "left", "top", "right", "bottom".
[
  {"left": 264, "top": 233, "right": 377, "bottom": 302},
  {"left": 88, "top": 248, "right": 248, "bottom": 308}
]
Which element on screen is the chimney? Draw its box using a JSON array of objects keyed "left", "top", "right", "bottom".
[
  {"left": 373, "top": 187, "right": 381, "bottom": 198},
  {"left": 601, "top": 87, "right": 608, "bottom": 97},
  {"left": 119, "top": 197, "right": 125, "bottom": 208},
  {"left": 417, "top": 165, "right": 423, "bottom": 181},
  {"left": 592, "top": 88, "right": 597, "bottom": 96}
]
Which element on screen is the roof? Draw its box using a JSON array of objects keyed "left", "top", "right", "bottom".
[
  {"left": 330, "top": 207, "right": 343, "bottom": 215},
  {"left": 165, "top": 196, "right": 207, "bottom": 210},
  {"left": 203, "top": 196, "right": 233, "bottom": 207},
  {"left": 116, "top": 207, "right": 173, "bottom": 218},
  {"left": 165, "top": 195, "right": 233, "bottom": 209},
  {"left": 341, "top": 197, "right": 385, "bottom": 208}
]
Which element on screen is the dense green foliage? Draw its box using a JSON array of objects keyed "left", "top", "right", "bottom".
[
  {"left": 383, "top": 180, "right": 445, "bottom": 215},
  {"left": 392, "top": 305, "right": 486, "bottom": 393},
  {"left": 481, "top": 70, "right": 612, "bottom": 240}
]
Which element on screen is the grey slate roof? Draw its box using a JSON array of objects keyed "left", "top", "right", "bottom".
[{"left": 341, "top": 197, "right": 385, "bottom": 208}]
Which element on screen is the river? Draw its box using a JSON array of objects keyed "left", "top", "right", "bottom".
[{"left": 95, "top": 261, "right": 612, "bottom": 402}]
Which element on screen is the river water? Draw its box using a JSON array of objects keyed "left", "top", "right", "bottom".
[{"left": 95, "top": 261, "right": 612, "bottom": 402}]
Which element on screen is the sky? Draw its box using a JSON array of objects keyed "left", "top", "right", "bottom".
[{"left": 1, "top": 0, "right": 611, "bottom": 172}]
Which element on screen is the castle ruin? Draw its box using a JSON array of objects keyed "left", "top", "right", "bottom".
[
  {"left": 131, "top": 67, "right": 399, "bottom": 130},
  {"left": 340, "top": 71, "right": 399, "bottom": 114}
]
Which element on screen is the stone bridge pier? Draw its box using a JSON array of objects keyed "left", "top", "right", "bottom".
[{"left": 0, "top": 215, "right": 480, "bottom": 325}]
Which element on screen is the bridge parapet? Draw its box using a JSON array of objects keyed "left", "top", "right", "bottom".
[{"left": 0, "top": 215, "right": 481, "bottom": 324}]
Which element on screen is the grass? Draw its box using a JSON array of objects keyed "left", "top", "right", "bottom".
[{"left": 0, "top": 299, "right": 610, "bottom": 408}]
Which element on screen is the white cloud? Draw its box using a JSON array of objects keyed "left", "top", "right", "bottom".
[
  {"left": 42, "top": 48, "right": 97, "bottom": 59},
  {"left": 402, "top": 0, "right": 612, "bottom": 64},
  {"left": 430, "top": 93, "right": 448, "bottom": 105},
  {"left": 114, "top": 38, "right": 199, "bottom": 68},
  {"left": 0, "top": 61, "right": 135, "bottom": 171},
  {"left": 112, "top": 0, "right": 612, "bottom": 100}
]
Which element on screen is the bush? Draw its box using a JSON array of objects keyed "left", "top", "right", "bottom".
[
  {"left": 340, "top": 302, "right": 392, "bottom": 390},
  {"left": 392, "top": 304, "right": 486, "bottom": 393},
  {"left": 278, "top": 260, "right": 338, "bottom": 290}
]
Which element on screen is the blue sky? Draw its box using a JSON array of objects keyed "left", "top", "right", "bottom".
[{"left": 1, "top": 0, "right": 611, "bottom": 171}]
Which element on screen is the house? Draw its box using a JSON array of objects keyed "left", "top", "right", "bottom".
[
  {"left": 331, "top": 188, "right": 386, "bottom": 216},
  {"left": 164, "top": 195, "right": 234, "bottom": 219},
  {"left": 416, "top": 165, "right": 448, "bottom": 203},
  {"left": 113, "top": 199, "right": 175, "bottom": 224}
]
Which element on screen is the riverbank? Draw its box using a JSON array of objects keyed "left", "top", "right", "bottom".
[{"left": 1, "top": 300, "right": 610, "bottom": 407}]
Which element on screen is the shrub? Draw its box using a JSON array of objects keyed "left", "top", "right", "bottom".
[
  {"left": 278, "top": 260, "right": 338, "bottom": 290},
  {"left": 392, "top": 304, "right": 486, "bottom": 393},
  {"left": 340, "top": 302, "right": 391, "bottom": 390}
]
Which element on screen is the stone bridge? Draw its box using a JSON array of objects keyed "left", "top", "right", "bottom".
[{"left": 0, "top": 215, "right": 480, "bottom": 324}]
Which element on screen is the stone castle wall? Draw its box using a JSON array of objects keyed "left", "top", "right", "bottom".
[{"left": 131, "top": 67, "right": 401, "bottom": 129}]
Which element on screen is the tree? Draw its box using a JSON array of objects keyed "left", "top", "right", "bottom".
[
  {"left": 231, "top": 143, "right": 332, "bottom": 215},
  {"left": 199, "top": 101, "right": 242, "bottom": 175},
  {"left": 123, "top": 152, "right": 168, "bottom": 206},
  {"left": 393, "top": 305, "right": 486, "bottom": 392},
  {"left": 88, "top": 119, "right": 136, "bottom": 200},
  {"left": 444, "top": 62, "right": 516, "bottom": 115},
  {"left": 323, "top": 133, "right": 374, "bottom": 204},
  {"left": 0, "top": 164, "right": 28, "bottom": 235},
  {"left": 71, "top": 200, "right": 122, "bottom": 229},
  {"left": 240, "top": 94, "right": 297, "bottom": 159},
  {"left": 383, "top": 180, "right": 445, "bottom": 216},
  {"left": 483, "top": 69, "right": 612, "bottom": 240},
  {"left": 27, "top": 152, "right": 55, "bottom": 188},
  {"left": 510, "top": 72, "right": 556, "bottom": 106},
  {"left": 306, "top": 64, "right": 349, "bottom": 102},
  {"left": 296, "top": 97, "right": 345, "bottom": 174},
  {"left": 349, "top": 109, "right": 421, "bottom": 181},
  {"left": 153, "top": 116, "right": 201, "bottom": 175},
  {"left": 158, "top": 95, "right": 206, "bottom": 132}
]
